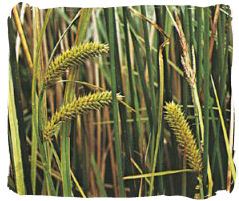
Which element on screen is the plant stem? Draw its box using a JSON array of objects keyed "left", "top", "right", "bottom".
[{"left": 107, "top": 7, "right": 125, "bottom": 197}]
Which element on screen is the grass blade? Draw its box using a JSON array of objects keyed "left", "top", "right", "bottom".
[
  {"left": 122, "top": 7, "right": 142, "bottom": 157},
  {"left": 31, "top": 8, "right": 54, "bottom": 195},
  {"left": 149, "top": 40, "right": 169, "bottom": 196},
  {"left": 203, "top": 7, "right": 212, "bottom": 196},
  {"left": 12, "top": 6, "right": 33, "bottom": 72},
  {"left": 91, "top": 155, "right": 107, "bottom": 196},
  {"left": 203, "top": 7, "right": 213, "bottom": 197},
  {"left": 107, "top": 7, "right": 125, "bottom": 196},
  {"left": 30, "top": 7, "right": 40, "bottom": 195},
  {"left": 211, "top": 76, "right": 236, "bottom": 183},
  {"left": 140, "top": 5, "right": 157, "bottom": 137},
  {"left": 8, "top": 64, "right": 26, "bottom": 195},
  {"left": 8, "top": 16, "right": 32, "bottom": 194},
  {"left": 123, "top": 169, "right": 194, "bottom": 180}
]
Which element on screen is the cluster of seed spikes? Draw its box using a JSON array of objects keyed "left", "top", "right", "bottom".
[
  {"left": 43, "top": 91, "right": 117, "bottom": 141},
  {"left": 43, "top": 42, "right": 109, "bottom": 87},
  {"left": 164, "top": 102, "right": 203, "bottom": 172}
]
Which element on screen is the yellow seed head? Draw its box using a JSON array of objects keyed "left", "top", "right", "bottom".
[
  {"left": 42, "top": 91, "right": 114, "bottom": 141},
  {"left": 43, "top": 42, "right": 109, "bottom": 86},
  {"left": 164, "top": 102, "right": 202, "bottom": 172}
]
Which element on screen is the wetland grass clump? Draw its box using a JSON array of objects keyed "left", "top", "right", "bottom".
[{"left": 8, "top": 4, "right": 234, "bottom": 198}]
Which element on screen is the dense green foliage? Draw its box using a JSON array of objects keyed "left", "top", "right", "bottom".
[{"left": 8, "top": 4, "right": 234, "bottom": 198}]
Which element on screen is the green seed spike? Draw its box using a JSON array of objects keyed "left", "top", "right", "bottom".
[
  {"left": 164, "top": 102, "right": 203, "bottom": 172},
  {"left": 43, "top": 42, "right": 109, "bottom": 86},
  {"left": 43, "top": 91, "right": 115, "bottom": 141}
]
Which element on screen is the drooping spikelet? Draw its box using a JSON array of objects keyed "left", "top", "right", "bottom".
[
  {"left": 43, "top": 43, "right": 109, "bottom": 86},
  {"left": 164, "top": 102, "right": 202, "bottom": 172},
  {"left": 42, "top": 91, "right": 115, "bottom": 141},
  {"left": 174, "top": 12, "right": 196, "bottom": 87}
]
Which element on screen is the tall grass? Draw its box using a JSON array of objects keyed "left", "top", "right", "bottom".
[{"left": 8, "top": 3, "right": 234, "bottom": 198}]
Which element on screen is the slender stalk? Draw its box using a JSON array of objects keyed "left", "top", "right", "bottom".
[
  {"left": 195, "top": 7, "right": 203, "bottom": 92},
  {"left": 92, "top": 9, "right": 102, "bottom": 169},
  {"left": 122, "top": 7, "right": 142, "bottom": 157},
  {"left": 124, "top": 169, "right": 194, "bottom": 180},
  {"left": 107, "top": 7, "right": 125, "bottom": 196},
  {"left": 15, "top": 3, "right": 27, "bottom": 62},
  {"left": 209, "top": 5, "right": 220, "bottom": 60},
  {"left": 112, "top": 8, "right": 131, "bottom": 180},
  {"left": 128, "top": 8, "right": 153, "bottom": 124},
  {"left": 12, "top": 6, "right": 33, "bottom": 72},
  {"left": 91, "top": 155, "right": 107, "bottom": 196},
  {"left": 33, "top": 8, "right": 55, "bottom": 195},
  {"left": 227, "top": 98, "right": 234, "bottom": 191},
  {"left": 149, "top": 40, "right": 168, "bottom": 196},
  {"left": 140, "top": 6, "right": 157, "bottom": 136},
  {"left": 31, "top": 8, "right": 39, "bottom": 195},
  {"left": 211, "top": 76, "right": 236, "bottom": 183},
  {"left": 203, "top": 7, "right": 211, "bottom": 195}
]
